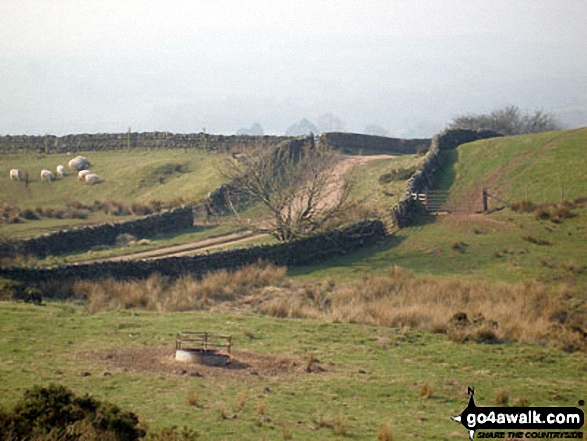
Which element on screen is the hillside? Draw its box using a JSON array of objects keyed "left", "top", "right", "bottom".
[
  {"left": 0, "top": 149, "right": 227, "bottom": 238},
  {"left": 291, "top": 128, "right": 587, "bottom": 287},
  {"left": 438, "top": 127, "right": 587, "bottom": 204}
]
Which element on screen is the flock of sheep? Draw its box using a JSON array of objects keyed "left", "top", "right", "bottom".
[{"left": 9, "top": 156, "right": 102, "bottom": 185}]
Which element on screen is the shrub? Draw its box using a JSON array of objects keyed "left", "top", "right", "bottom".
[
  {"left": 0, "top": 384, "right": 145, "bottom": 440},
  {"left": 21, "top": 208, "right": 40, "bottom": 220}
]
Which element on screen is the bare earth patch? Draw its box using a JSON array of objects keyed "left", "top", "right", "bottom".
[{"left": 84, "top": 346, "right": 303, "bottom": 379}]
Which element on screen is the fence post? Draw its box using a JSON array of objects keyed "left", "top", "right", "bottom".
[
  {"left": 424, "top": 192, "right": 429, "bottom": 211},
  {"left": 482, "top": 188, "right": 488, "bottom": 212}
]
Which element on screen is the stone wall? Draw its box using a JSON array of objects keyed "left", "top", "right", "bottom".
[
  {"left": 390, "top": 129, "right": 502, "bottom": 227},
  {"left": 435, "top": 129, "right": 502, "bottom": 150},
  {"left": 320, "top": 132, "right": 431, "bottom": 155},
  {"left": 0, "top": 220, "right": 385, "bottom": 283},
  {"left": 0, "top": 132, "right": 291, "bottom": 154},
  {"left": 0, "top": 206, "right": 194, "bottom": 259}
]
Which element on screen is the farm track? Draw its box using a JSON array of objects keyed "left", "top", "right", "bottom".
[
  {"left": 90, "top": 230, "right": 266, "bottom": 262},
  {"left": 81, "top": 154, "right": 393, "bottom": 264}
]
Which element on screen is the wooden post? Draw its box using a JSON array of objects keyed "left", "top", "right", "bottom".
[
  {"left": 482, "top": 188, "right": 488, "bottom": 212},
  {"left": 424, "top": 192, "right": 429, "bottom": 211}
]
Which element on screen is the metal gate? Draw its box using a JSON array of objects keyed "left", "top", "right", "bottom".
[{"left": 411, "top": 190, "right": 487, "bottom": 213}]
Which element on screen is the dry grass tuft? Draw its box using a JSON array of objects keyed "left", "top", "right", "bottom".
[
  {"left": 419, "top": 383, "right": 434, "bottom": 399},
  {"left": 187, "top": 390, "right": 199, "bottom": 407},
  {"left": 494, "top": 389, "right": 510, "bottom": 406},
  {"left": 234, "top": 392, "right": 246, "bottom": 411},
  {"left": 305, "top": 352, "right": 314, "bottom": 373},
  {"left": 282, "top": 422, "right": 293, "bottom": 440},
  {"left": 513, "top": 397, "right": 530, "bottom": 407},
  {"left": 332, "top": 413, "right": 349, "bottom": 436},
  {"left": 377, "top": 423, "right": 394, "bottom": 441}
]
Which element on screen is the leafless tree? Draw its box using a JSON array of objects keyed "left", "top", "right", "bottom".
[
  {"left": 222, "top": 138, "right": 352, "bottom": 241},
  {"left": 449, "top": 106, "right": 561, "bottom": 135}
]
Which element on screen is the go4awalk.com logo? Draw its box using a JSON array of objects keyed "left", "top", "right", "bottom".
[{"left": 451, "top": 388, "right": 584, "bottom": 440}]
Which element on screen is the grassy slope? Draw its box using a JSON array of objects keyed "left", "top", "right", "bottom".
[
  {"left": 0, "top": 303, "right": 584, "bottom": 440},
  {"left": 438, "top": 128, "right": 587, "bottom": 203},
  {"left": 290, "top": 128, "right": 587, "bottom": 287},
  {"left": 348, "top": 154, "right": 422, "bottom": 212},
  {"left": 0, "top": 149, "right": 227, "bottom": 238}
]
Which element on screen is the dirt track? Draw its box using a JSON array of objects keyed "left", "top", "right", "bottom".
[{"left": 87, "top": 155, "right": 394, "bottom": 264}]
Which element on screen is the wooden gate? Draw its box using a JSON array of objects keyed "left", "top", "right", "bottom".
[{"left": 411, "top": 189, "right": 488, "bottom": 213}]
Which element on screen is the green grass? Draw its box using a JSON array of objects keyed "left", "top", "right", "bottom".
[
  {"left": 0, "top": 302, "right": 585, "bottom": 440},
  {"left": 290, "top": 207, "right": 587, "bottom": 287},
  {"left": 0, "top": 149, "right": 228, "bottom": 238},
  {"left": 349, "top": 154, "right": 422, "bottom": 211},
  {"left": 438, "top": 128, "right": 587, "bottom": 203},
  {"left": 289, "top": 128, "right": 587, "bottom": 287},
  {"left": 32, "top": 223, "right": 241, "bottom": 265}
]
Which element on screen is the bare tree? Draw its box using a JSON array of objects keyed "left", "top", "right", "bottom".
[
  {"left": 222, "top": 138, "right": 352, "bottom": 241},
  {"left": 449, "top": 106, "right": 561, "bottom": 135}
]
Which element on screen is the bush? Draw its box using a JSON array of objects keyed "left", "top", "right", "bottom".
[{"left": 0, "top": 384, "right": 145, "bottom": 440}]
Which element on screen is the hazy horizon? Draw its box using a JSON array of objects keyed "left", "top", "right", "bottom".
[{"left": 1, "top": 0, "right": 586, "bottom": 137}]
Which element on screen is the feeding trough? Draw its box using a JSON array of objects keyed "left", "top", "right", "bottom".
[{"left": 175, "top": 332, "right": 232, "bottom": 366}]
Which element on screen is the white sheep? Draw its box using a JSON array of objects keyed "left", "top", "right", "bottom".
[
  {"left": 10, "top": 168, "right": 23, "bottom": 181},
  {"left": 40, "top": 169, "right": 55, "bottom": 182},
  {"left": 68, "top": 155, "right": 91, "bottom": 171},
  {"left": 56, "top": 165, "right": 66, "bottom": 177},
  {"left": 78, "top": 169, "right": 92, "bottom": 181},
  {"left": 84, "top": 173, "right": 101, "bottom": 185}
]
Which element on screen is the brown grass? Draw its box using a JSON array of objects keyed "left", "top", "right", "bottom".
[
  {"left": 71, "top": 262, "right": 286, "bottom": 313},
  {"left": 377, "top": 423, "right": 394, "bottom": 441},
  {"left": 494, "top": 389, "right": 510, "bottom": 405},
  {"left": 60, "top": 264, "right": 586, "bottom": 353},
  {"left": 187, "top": 390, "right": 199, "bottom": 407},
  {"left": 282, "top": 422, "right": 293, "bottom": 440},
  {"left": 419, "top": 383, "right": 434, "bottom": 399},
  {"left": 234, "top": 391, "right": 246, "bottom": 411},
  {"left": 257, "top": 266, "right": 586, "bottom": 352},
  {"left": 513, "top": 397, "right": 529, "bottom": 407}
]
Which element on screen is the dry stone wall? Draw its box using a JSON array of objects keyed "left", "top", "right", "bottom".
[
  {"left": 0, "top": 206, "right": 194, "bottom": 259},
  {"left": 0, "top": 220, "right": 385, "bottom": 283},
  {"left": 0, "top": 132, "right": 291, "bottom": 154},
  {"left": 390, "top": 129, "right": 502, "bottom": 227},
  {"left": 320, "top": 132, "right": 431, "bottom": 155}
]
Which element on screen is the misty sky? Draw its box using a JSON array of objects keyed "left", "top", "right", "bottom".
[{"left": 1, "top": 0, "right": 586, "bottom": 137}]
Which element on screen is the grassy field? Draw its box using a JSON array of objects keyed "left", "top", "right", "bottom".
[
  {"left": 0, "top": 149, "right": 227, "bottom": 238},
  {"left": 290, "top": 128, "right": 587, "bottom": 288},
  {"left": 0, "top": 302, "right": 585, "bottom": 440},
  {"left": 348, "top": 154, "right": 423, "bottom": 214},
  {"left": 1, "top": 131, "right": 586, "bottom": 440},
  {"left": 437, "top": 127, "right": 587, "bottom": 203}
]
